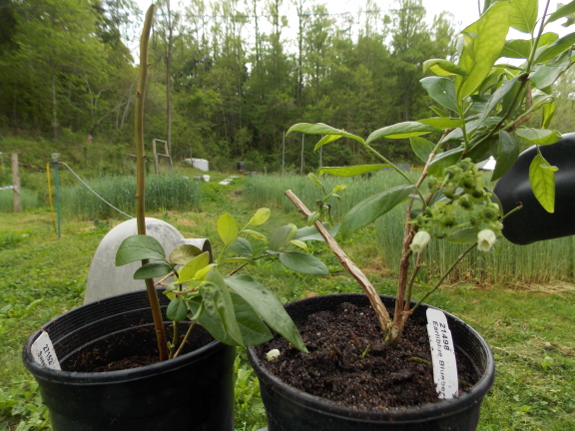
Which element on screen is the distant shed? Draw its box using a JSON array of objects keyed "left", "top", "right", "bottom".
[{"left": 185, "top": 158, "right": 209, "bottom": 171}]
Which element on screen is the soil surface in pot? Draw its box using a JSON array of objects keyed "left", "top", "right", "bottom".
[
  {"left": 63, "top": 323, "right": 213, "bottom": 372},
  {"left": 255, "top": 301, "right": 478, "bottom": 411}
]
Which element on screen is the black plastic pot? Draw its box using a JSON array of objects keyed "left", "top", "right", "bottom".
[
  {"left": 23, "top": 289, "right": 236, "bottom": 431},
  {"left": 248, "top": 294, "right": 495, "bottom": 431},
  {"left": 493, "top": 133, "right": 575, "bottom": 245}
]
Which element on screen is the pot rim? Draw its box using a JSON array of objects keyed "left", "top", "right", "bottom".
[
  {"left": 23, "top": 289, "right": 225, "bottom": 385},
  {"left": 247, "top": 293, "right": 495, "bottom": 422}
]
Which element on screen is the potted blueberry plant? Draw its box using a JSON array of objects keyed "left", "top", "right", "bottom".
[
  {"left": 22, "top": 6, "right": 324, "bottom": 430},
  {"left": 247, "top": 0, "right": 575, "bottom": 429}
]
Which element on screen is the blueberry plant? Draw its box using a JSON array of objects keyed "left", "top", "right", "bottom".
[{"left": 286, "top": 0, "right": 575, "bottom": 343}]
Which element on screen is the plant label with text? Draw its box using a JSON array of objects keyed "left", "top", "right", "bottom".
[
  {"left": 31, "top": 331, "right": 61, "bottom": 370},
  {"left": 426, "top": 308, "right": 458, "bottom": 399}
]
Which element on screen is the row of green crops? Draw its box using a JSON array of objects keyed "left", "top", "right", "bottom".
[
  {"left": 244, "top": 171, "right": 575, "bottom": 285},
  {"left": 60, "top": 174, "right": 201, "bottom": 219}
]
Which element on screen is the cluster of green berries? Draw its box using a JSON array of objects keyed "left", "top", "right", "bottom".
[{"left": 414, "top": 158, "right": 503, "bottom": 240}]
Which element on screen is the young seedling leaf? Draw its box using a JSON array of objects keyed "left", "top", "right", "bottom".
[
  {"left": 225, "top": 274, "right": 308, "bottom": 352},
  {"left": 529, "top": 149, "right": 558, "bottom": 213},
  {"left": 340, "top": 185, "right": 415, "bottom": 239},
  {"left": 318, "top": 164, "right": 389, "bottom": 177},
  {"left": 279, "top": 251, "right": 329, "bottom": 275},
  {"left": 249, "top": 208, "right": 271, "bottom": 226},
  {"left": 133, "top": 262, "right": 172, "bottom": 280},
  {"left": 115, "top": 234, "right": 166, "bottom": 266},
  {"left": 217, "top": 213, "right": 239, "bottom": 245}
]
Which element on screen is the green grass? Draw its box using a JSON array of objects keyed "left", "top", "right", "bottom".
[{"left": 0, "top": 180, "right": 574, "bottom": 431}]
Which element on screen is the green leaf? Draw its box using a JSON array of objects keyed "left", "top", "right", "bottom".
[
  {"left": 133, "top": 262, "right": 172, "bottom": 280},
  {"left": 177, "top": 252, "right": 211, "bottom": 283},
  {"left": 423, "top": 59, "right": 469, "bottom": 76},
  {"left": 225, "top": 274, "right": 307, "bottom": 352},
  {"left": 417, "top": 117, "right": 464, "bottom": 130},
  {"left": 289, "top": 239, "right": 308, "bottom": 250},
  {"left": 340, "top": 185, "right": 416, "bottom": 238},
  {"left": 428, "top": 147, "right": 465, "bottom": 177},
  {"left": 542, "top": 101, "right": 556, "bottom": 129},
  {"left": 529, "top": 149, "right": 558, "bottom": 213},
  {"left": 278, "top": 251, "right": 329, "bottom": 275},
  {"left": 294, "top": 223, "right": 340, "bottom": 241},
  {"left": 535, "top": 32, "right": 575, "bottom": 63},
  {"left": 456, "top": 1, "right": 511, "bottom": 99},
  {"left": 501, "top": 39, "right": 532, "bottom": 59},
  {"left": 492, "top": 131, "right": 520, "bottom": 182},
  {"left": 477, "top": 77, "right": 519, "bottom": 127},
  {"left": 249, "top": 208, "right": 271, "bottom": 226},
  {"left": 515, "top": 128, "right": 562, "bottom": 145},
  {"left": 230, "top": 237, "right": 253, "bottom": 257},
  {"left": 166, "top": 297, "right": 188, "bottom": 322},
  {"left": 318, "top": 164, "right": 389, "bottom": 177},
  {"left": 430, "top": 106, "right": 449, "bottom": 117},
  {"left": 410, "top": 137, "right": 436, "bottom": 163},
  {"left": 307, "top": 173, "right": 325, "bottom": 190},
  {"left": 446, "top": 228, "right": 480, "bottom": 244},
  {"left": 204, "top": 270, "right": 244, "bottom": 346},
  {"left": 546, "top": 0, "right": 575, "bottom": 25},
  {"left": 366, "top": 122, "right": 442, "bottom": 143},
  {"left": 227, "top": 292, "right": 273, "bottom": 345},
  {"left": 242, "top": 229, "right": 268, "bottom": 242},
  {"left": 195, "top": 263, "right": 217, "bottom": 281},
  {"left": 169, "top": 244, "right": 202, "bottom": 265},
  {"left": 287, "top": 123, "right": 364, "bottom": 143},
  {"left": 314, "top": 134, "right": 344, "bottom": 151},
  {"left": 116, "top": 235, "right": 166, "bottom": 266},
  {"left": 217, "top": 213, "right": 239, "bottom": 246},
  {"left": 269, "top": 224, "right": 298, "bottom": 251},
  {"left": 531, "top": 50, "right": 571, "bottom": 89},
  {"left": 420, "top": 77, "right": 459, "bottom": 112},
  {"left": 509, "top": 0, "right": 538, "bottom": 33}
]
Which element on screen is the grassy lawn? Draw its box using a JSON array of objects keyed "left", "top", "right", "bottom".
[{"left": 0, "top": 177, "right": 574, "bottom": 430}]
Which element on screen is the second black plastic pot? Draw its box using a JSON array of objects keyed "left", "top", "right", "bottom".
[
  {"left": 23, "top": 289, "right": 236, "bottom": 431},
  {"left": 248, "top": 294, "right": 495, "bottom": 431}
]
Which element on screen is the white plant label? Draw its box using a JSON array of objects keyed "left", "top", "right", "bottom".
[
  {"left": 31, "top": 331, "right": 61, "bottom": 370},
  {"left": 426, "top": 308, "right": 458, "bottom": 399}
]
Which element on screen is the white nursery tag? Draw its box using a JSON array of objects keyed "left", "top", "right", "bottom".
[
  {"left": 426, "top": 308, "right": 458, "bottom": 399},
  {"left": 31, "top": 331, "right": 61, "bottom": 370}
]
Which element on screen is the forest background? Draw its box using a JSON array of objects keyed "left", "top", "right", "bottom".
[{"left": 2, "top": 0, "right": 575, "bottom": 174}]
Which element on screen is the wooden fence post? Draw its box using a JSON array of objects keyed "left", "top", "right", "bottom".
[{"left": 11, "top": 153, "right": 20, "bottom": 213}]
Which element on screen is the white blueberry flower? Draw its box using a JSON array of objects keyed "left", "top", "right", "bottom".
[
  {"left": 477, "top": 229, "right": 497, "bottom": 252},
  {"left": 410, "top": 231, "right": 431, "bottom": 253},
  {"left": 266, "top": 349, "right": 280, "bottom": 361}
]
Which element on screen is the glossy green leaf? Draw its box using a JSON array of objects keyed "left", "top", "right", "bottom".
[
  {"left": 194, "top": 263, "right": 217, "bottom": 281},
  {"left": 509, "top": 0, "right": 538, "bottom": 33},
  {"left": 242, "top": 229, "right": 267, "bottom": 242},
  {"left": 177, "top": 252, "right": 211, "bottom": 283},
  {"left": 230, "top": 238, "right": 253, "bottom": 257},
  {"left": 423, "top": 59, "right": 469, "bottom": 76},
  {"left": 249, "top": 208, "right": 271, "bottom": 226},
  {"left": 269, "top": 224, "right": 298, "bottom": 251},
  {"left": 501, "top": 39, "right": 532, "bottom": 59},
  {"left": 314, "top": 134, "right": 343, "bottom": 151},
  {"left": 529, "top": 149, "right": 558, "bottom": 213},
  {"left": 228, "top": 292, "right": 273, "bottom": 345},
  {"left": 531, "top": 51, "right": 571, "bottom": 89},
  {"left": 418, "top": 117, "right": 463, "bottom": 130},
  {"left": 133, "top": 262, "right": 172, "bottom": 280},
  {"left": 535, "top": 32, "right": 575, "bottom": 63},
  {"left": 289, "top": 239, "right": 308, "bottom": 250},
  {"left": 366, "top": 122, "right": 442, "bottom": 143},
  {"left": 318, "top": 164, "right": 389, "bottom": 177},
  {"left": 116, "top": 235, "right": 166, "bottom": 266},
  {"left": 446, "top": 228, "right": 480, "bottom": 244},
  {"left": 430, "top": 106, "right": 449, "bottom": 117},
  {"left": 410, "top": 137, "right": 436, "bottom": 163},
  {"left": 278, "top": 251, "right": 329, "bottom": 275},
  {"left": 428, "top": 147, "right": 465, "bottom": 177},
  {"left": 546, "top": 0, "right": 575, "bottom": 25},
  {"left": 492, "top": 131, "right": 520, "bottom": 181},
  {"left": 477, "top": 77, "right": 519, "bottom": 126},
  {"left": 420, "top": 77, "right": 458, "bottom": 112},
  {"left": 166, "top": 297, "right": 188, "bottom": 322},
  {"left": 542, "top": 100, "right": 556, "bottom": 129},
  {"left": 294, "top": 223, "right": 340, "bottom": 241},
  {"left": 456, "top": 1, "right": 511, "bottom": 99},
  {"left": 287, "top": 123, "right": 364, "bottom": 143},
  {"left": 217, "top": 213, "right": 239, "bottom": 246},
  {"left": 225, "top": 274, "right": 307, "bottom": 352},
  {"left": 340, "top": 185, "right": 416, "bottom": 239},
  {"left": 169, "top": 244, "right": 202, "bottom": 265},
  {"left": 515, "top": 128, "right": 562, "bottom": 145},
  {"left": 204, "top": 270, "right": 243, "bottom": 346}
]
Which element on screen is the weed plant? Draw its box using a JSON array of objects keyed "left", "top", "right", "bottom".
[
  {"left": 0, "top": 189, "right": 40, "bottom": 212},
  {"left": 60, "top": 174, "right": 201, "bottom": 219}
]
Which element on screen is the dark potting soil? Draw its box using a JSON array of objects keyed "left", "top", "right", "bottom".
[
  {"left": 255, "top": 301, "right": 478, "bottom": 411},
  {"left": 63, "top": 323, "right": 213, "bottom": 372}
]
